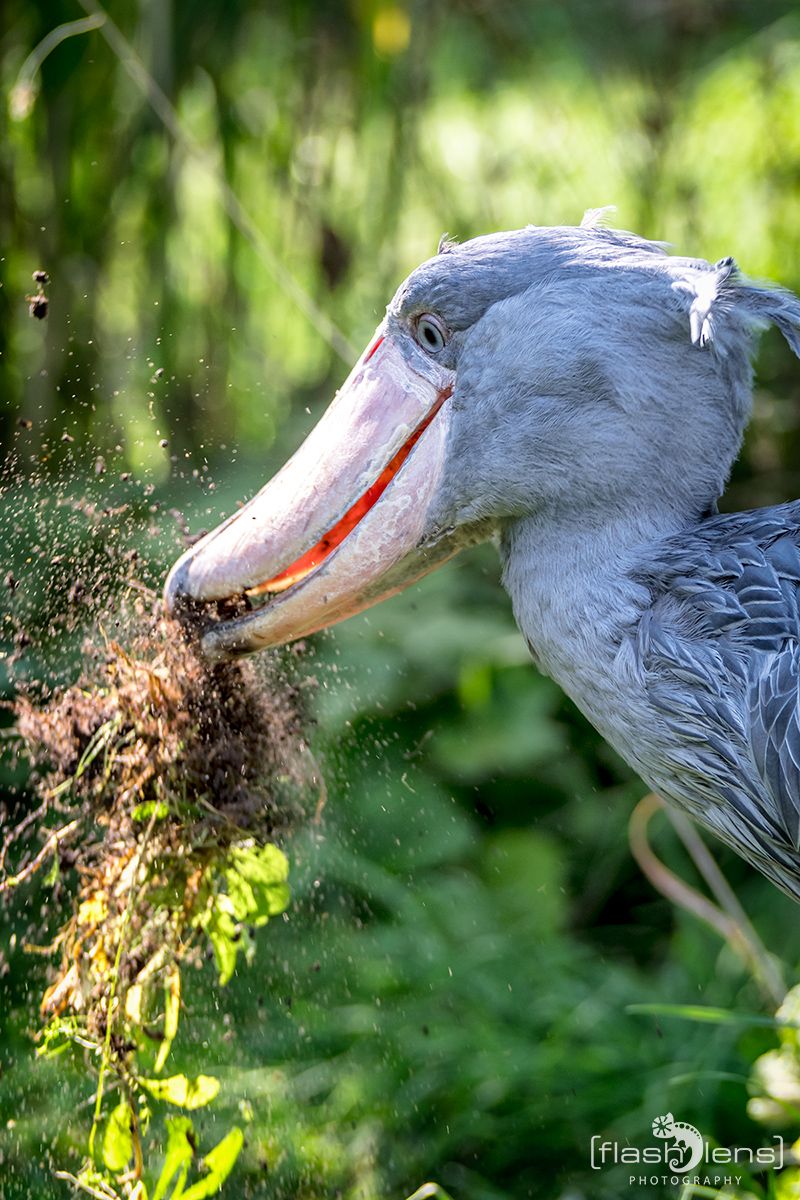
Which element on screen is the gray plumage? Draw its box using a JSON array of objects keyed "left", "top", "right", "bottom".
[
  {"left": 169, "top": 212, "right": 800, "bottom": 903},
  {"left": 387, "top": 217, "right": 800, "bottom": 902},
  {"left": 631, "top": 506, "right": 800, "bottom": 897}
]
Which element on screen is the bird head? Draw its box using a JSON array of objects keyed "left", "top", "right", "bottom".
[{"left": 165, "top": 215, "right": 800, "bottom": 661}]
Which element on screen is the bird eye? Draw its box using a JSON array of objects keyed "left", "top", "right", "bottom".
[{"left": 415, "top": 314, "right": 447, "bottom": 354}]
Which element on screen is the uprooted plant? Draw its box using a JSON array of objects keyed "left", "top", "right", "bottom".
[{"left": 1, "top": 593, "right": 318, "bottom": 1200}]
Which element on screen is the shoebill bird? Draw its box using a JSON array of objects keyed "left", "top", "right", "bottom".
[{"left": 165, "top": 214, "right": 800, "bottom": 903}]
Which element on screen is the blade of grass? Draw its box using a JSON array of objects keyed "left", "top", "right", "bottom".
[{"left": 627, "top": 1003, "right": 790, "bottom": 1028}]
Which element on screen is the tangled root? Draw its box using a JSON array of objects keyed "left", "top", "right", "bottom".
[{"left": 2, "top": 596, "right": 314, "bottom": 1064}]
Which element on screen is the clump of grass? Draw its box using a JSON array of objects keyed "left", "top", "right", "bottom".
[{"left": 1, "top": 595, "right": 316, "bottom": 1199}]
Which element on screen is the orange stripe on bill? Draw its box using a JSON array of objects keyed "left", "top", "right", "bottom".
[{"left": 164, "top": 329, "right": 461, "bottom": 660}]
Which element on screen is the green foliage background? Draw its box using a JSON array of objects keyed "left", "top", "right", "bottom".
[{"left": 4, "top": 2, "right": 800, "bottom": 1198}]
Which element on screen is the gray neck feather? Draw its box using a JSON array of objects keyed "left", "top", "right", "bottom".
[{"left": 498, "top": 507, "right": 674, "bottom": 744}]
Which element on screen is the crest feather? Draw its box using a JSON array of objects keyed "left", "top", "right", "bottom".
[
  {"left": 580, "top": 205, "right": 617, "bottom": 229},
  {"left": 673, "top": 256, "right": 800, "bottom": 358}
]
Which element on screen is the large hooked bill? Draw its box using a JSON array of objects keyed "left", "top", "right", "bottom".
[{"left": 164, "top": 326, "right": 470, "bottom": 661}]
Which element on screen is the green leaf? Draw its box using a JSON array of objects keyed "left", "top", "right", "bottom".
[
  {"left": 194, "top": 845, "right": 290, "bottom": 984},
  {"left": 102, "top": 1100, "right": 133, "bottom": 1173},
  {"left": 43, "top": 852, "right": 60, "bottom": 887},
  {"left": 132, "top": 800, "right": 169, "bottom": 822},
  {"left": 224, "top": 870, "right": 257, "bottom": 924},
  {"left": 194, "top": 844, "right": 291, "bottom": 984},
  {"left": 203, "top": 897, "right": 239, "bottom": 986},
  {"left": 154, "top": 967, "right": 181, "bottom": 1074},
  {"left": 180, "top": 1128, "right": 244, "bottom": 1200},
  {"left": 141, "top": 1074, "right": 220, "bottom": 1110},
  {"left": 627, "top": 1003, "right": 785, "bottom": 1028},
  {"left": 254, "top": 879, "right": 290, "bottom": 923},
  {"left": 225, "top": 844, "right": 290, "bottom": 927},
  {"left": 228, "top": 843, "right": 288, "bottom": 888},
  {"left": 152, "top": 1116, "right": 193, "bottom": 1200}
]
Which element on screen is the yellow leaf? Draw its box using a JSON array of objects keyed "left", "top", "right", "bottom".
[
  {"left": 141, "top": 1073, "right": 220, "bottom": 1110},
  {"left": 102, "top": 1101, "right": 133, "bottom": 1172},
  {"left": 88, "top": 937, "right": 109, "bottom": 978},
  {"left": 125, "top": 984, "right": 143, "bottom": 1024},
  {"left": 78, "top": 892, "right": 108, "bottom": 927}
]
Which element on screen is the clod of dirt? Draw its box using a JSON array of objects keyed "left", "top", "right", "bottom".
[
  {"left": 16, "top": 609, "right": 306, "bottom": 837},
  {"left": 3, "top": 599, "right": 315, "bottom": 1029},
  {"left": 28, "top": 295, "right": 48, "bottom": 320},
  {"left": 27, "top": 269, "right": 49, "bottom": 320}
]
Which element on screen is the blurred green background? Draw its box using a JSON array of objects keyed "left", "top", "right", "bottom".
[{"left": 4, "top": 2, "right": 800, "bottom": 1198}]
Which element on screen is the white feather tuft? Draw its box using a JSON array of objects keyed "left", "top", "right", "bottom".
[{"left": 580, "top": 206, "right": 617, "bottom": 229}]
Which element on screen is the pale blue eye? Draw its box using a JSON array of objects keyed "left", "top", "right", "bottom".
[{"left": 416, "top": 314, "right": 447, "bottom": 353}]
